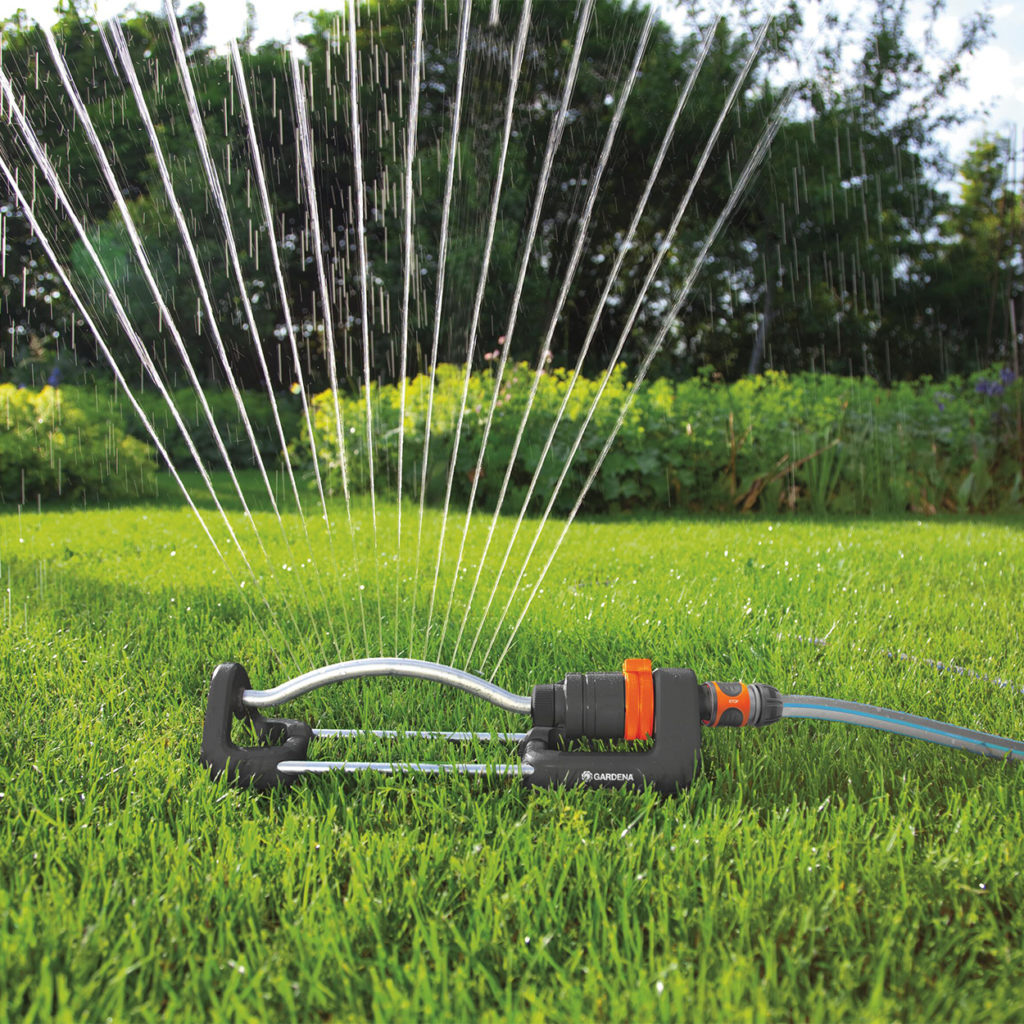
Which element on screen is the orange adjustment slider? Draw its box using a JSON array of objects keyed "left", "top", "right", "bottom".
[{"left": 622, "top": 658, "right": 655, "bottom": 740}]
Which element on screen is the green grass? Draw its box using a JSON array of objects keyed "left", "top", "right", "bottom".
[{"left": 2, "top": 478, "right": 1024, "bottom": 1021}]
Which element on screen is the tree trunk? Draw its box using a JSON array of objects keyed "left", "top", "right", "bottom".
[{"left": 747, "top": 282, "right": 774, "bottom": 376}]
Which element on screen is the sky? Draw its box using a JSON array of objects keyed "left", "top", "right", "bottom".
[
  {"left": 662, "top": 0, "right": 1024, "bottom": 167},
  {"left": 1, "top": 0, "right": 1022, "bottom": 169},
  {"left": 929, "top": 0, "right": 1024, "bottom": 146}
]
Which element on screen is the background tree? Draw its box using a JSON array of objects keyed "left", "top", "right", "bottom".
[
  {"left": 921, "top": 135, "right": 1023, "bottom": 373},
  {"left": 0, "top": 0, "right": 1018, "bottom": 390},
  {"left": 671, "top": 0, "right": 995, "bottom": 382}
]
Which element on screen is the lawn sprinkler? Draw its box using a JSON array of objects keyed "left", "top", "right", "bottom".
[{"left": 201, "top": 657, "right": 1024, "bottom": 792}]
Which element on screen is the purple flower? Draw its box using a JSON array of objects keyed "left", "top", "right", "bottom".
[
  {"left": 47, "top": 366, "right": 62, "bottom": 387},
  {"left": 1000, "top": 367, "right": 1016, "bottom": 385}
]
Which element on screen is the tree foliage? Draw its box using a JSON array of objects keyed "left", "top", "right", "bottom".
[{"left": 0, "top": 0, "right": 1018, "bottom": 390}]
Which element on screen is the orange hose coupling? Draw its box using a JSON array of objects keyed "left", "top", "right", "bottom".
[
  {"left": 703, "top": 680, "right": 752, "bottom": 726},
  {"left": 623, "top": 658, "right": 655, "bottom": 740}
]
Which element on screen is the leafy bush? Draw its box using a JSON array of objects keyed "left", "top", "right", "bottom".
[
  {"left": 110, "top": 384, "right": 303, "bottom": 471},
  {"left": 299, "top": 365, "right": 1024, "bottom": 515},
  {"left": 0, "top": 384, "right": 156, "bottom": 503}
]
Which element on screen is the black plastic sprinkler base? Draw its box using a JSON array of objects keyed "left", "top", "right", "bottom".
[{"left": 200, "top": 657, "right": 1024, "bottom": 793}]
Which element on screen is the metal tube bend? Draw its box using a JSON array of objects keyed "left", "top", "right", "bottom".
[{"left": 240, "top": 657, "right": 533, "bottom": 716}]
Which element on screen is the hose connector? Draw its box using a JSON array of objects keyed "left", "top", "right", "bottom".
[{"left": 700, "top": 680, "right": 784, "bottom": 728}]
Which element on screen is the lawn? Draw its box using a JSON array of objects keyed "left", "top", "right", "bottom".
[{"left": 2, "top": 479, "right": 1023, "bottom": 1021}]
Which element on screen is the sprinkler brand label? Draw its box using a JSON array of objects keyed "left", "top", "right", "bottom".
[{"left": 580, "top": 770, "right": 634, "bottom": 783}]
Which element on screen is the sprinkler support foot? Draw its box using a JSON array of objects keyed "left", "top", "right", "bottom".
[{"left": 201, "top": 662, "right": 313, "bottom": 791}]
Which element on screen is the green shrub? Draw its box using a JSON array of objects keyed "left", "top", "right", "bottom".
[
  {"left": 0, "top": 384, "right": 156, "bottom": 503},
  {"left": 299, "top": 365, "right": 1024, "bottom": 516},
  {"left": 103, "top": 383, "right": 303, "bottom": 471}
]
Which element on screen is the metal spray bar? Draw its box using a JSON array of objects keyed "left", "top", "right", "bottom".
[
  {"left": 202, "top": 659, "right": 533, "bottom": 789},
  {"left": 240, "top": 657, "right": 532, "bottom": 714},
  {"left": 279, "top": 760, "right": 533, "bottom": 777}
]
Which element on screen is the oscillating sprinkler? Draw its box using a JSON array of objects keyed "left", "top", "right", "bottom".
[{"left": 201, "top": 657, "right": 1024, "bottom": 792}]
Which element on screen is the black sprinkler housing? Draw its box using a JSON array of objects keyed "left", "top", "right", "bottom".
[{"left": 521, "top": 666, "right": 703, "bottom": 795}]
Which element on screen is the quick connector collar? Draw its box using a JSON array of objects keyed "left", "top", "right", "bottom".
[{"left": 700, "top": 679, "right": 785, "bottom": 728}]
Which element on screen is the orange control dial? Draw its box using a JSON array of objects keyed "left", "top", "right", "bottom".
[{"left": 623, "top": 658, "right": 655, "bottom": 740}]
